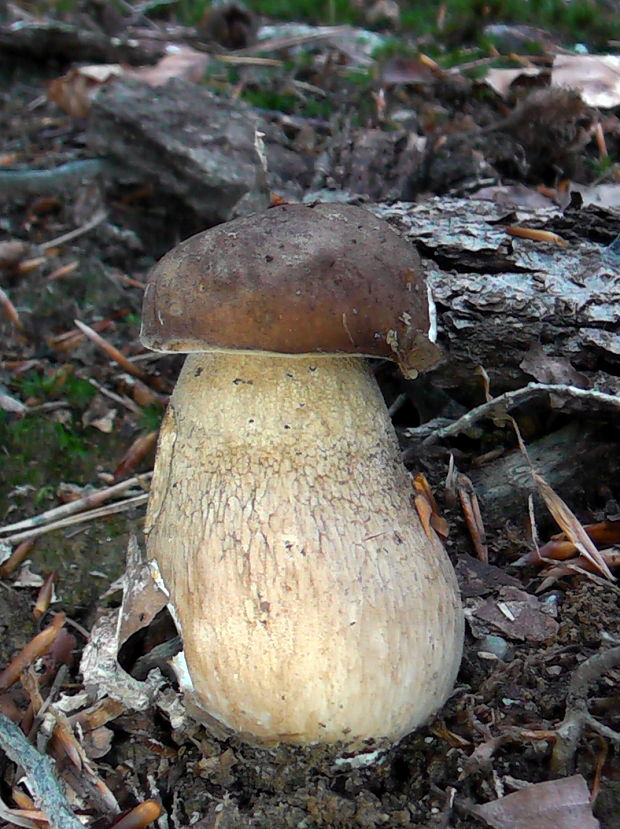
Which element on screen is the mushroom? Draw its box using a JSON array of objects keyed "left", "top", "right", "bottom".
[{"left": 141, "top": 203, "right": 463, "bottom": 748}]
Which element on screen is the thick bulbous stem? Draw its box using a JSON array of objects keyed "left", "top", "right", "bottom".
[{"left": 145, "top": 352, "right": 463, "bottom": 747}]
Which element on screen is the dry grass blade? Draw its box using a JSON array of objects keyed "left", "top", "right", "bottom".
[
  {"left": 0, "top": 614, "right": 65, "bottom": 691},
  {"left": 39, "top": 208, "right": 107, "bottom": 252},
  {"left": 112, "top": 800, "right": 164, "bottom": 829},
  {"left": 0, "top": 286, "right": 25, "bottom": 331},
  {"left": 594, "top": 121, "right": 608, "bottom": 159},
  {"left": 456, "top": 473, "right": 488, "bottom": 562},
  {"left": 505, "top": 225, "right": 568, "bottom": 247},
  {"left": 74, "top": 319, "right": 150, "bottom": 381},
  {"left": 0, "top": 538, "right": 36, "bottom": 577},
  {"left": 533, "top": 473, "right": 614, "bottom": 580}
]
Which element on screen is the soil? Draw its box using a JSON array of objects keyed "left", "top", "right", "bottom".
[{"left": 1, "top": 15, "right": 620, "bottom": 829}]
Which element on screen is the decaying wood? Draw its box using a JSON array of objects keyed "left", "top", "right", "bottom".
[
  {"left": 86, "top": 78, "right": 313, "bottom": 225},
  {"left": 468, "top": 423, "right": 619, "bottom": 533},
  {"left": 0, "top": 19, "right": 164, "bottom": 65},
  {"left": 373, "top": 199, "right": 620, "bottom": 396},
  {"left": 374, "top": 198, "right": 619, "bottom": 533}
]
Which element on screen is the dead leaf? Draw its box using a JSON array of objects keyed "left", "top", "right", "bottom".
[
  {"left": 0, "top": 240, "right": 30, "bottom": 270},
  {"left": 48, "top": 65, "right": 123, "bottom": 118},
  {"left": 570, "top": 182, "right": 620, "bottom": 208},
  {"left": 455, "top": 555, "right": 521, "bottom": 599},
  {"left": 0, "top": 391, "right": 27, "bottom": 415},
  {"left": 90, "top": 408, "right": 117, "bottom": 434},
  {"left": 473, "top": 774, "right": 600, "bottom": 829},
  {"left": 474, "top": 586, "right": 559, "bottom": 642},
  {"left": 552, "top": 54, "right": 620, "bottom": 108},
  {"left": 128, "top": 47, "right": 211, "bottom": 87},
  {"left": 381, "top": 56, "right": 439, "bottom": 86},
  {"left": 116, "top": 533, "right": 168, "bottom": 658},
  {"left": 483, "top": 66, "right": 542, "bottom": 98},
  {"left": 534, "top": 473, "right": 614, "bottom": 579},
  {"left": 113, "top": 431, "right": 158, "bottom": 481},
  {"left": 412, "top": 473, "right": 449, "bottom": 539},
  {"left": 472, "top": 184, "right": 555, "bottom": 210},
  {"left": 520, "top": 343, "right": 590, "bottom": 387}
]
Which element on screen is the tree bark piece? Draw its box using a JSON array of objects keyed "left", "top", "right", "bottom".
[
  {"left": 87, "top": 78, "right": 313, "bottom": 226},
  {"left": 373, "top": 199, "right": 620, "bottom": 396},
  {"left": 0, "top": 20, "right": 164, "bottom": 64}
]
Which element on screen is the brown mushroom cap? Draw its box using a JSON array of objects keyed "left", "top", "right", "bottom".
[{"left": 141, "top": 202, "right": 441, "bottom": 376}]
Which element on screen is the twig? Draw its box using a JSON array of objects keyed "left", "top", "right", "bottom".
[
  {"left": 40, "top": 208, "right": 107, "bottom": 252},
  {"left": 551, "top": 645, "right": 620, "bottom": 775},
  {"left": 0, "top": 713, "right": 84, "bottom": 829},
  {"left": 74, "top": 319, "right": 150, "bottom": 381},
  {"left": 0, "top": 473, "right": 152, "bottom": 535},
  {"left": 238, "top": 26, "right": 355, "bottom": 55},
  {"left": 2, "top": 494, "right": 148, "bottom": 546},
  {"left": 88, "top": 377, "right": 142, "bottom": 414},
  {"left": 214, "top": 54, "right": 282, "bottom": 66},
  {"left": 420, "top": 383, "right": 620, "bottom": 447}
]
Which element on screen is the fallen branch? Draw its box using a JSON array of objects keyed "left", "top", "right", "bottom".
[
  {"left": 40, "top": 208, "right": 107, "bottom": 252},
  {"left": 1, "top": 493, "right": 148, "bottom": 546},
  {"left": 0, "top": 712, "right": 83, "bottom": 829},
  {"left": 418, "top": 383, "right": 620, "bottom": 447},
  {"left": 551, "top": 644, "right": 620, "bottom": 775},
  {"left": 0, "top": 474, "right": 152, "bottom": 536},
  {"left": 0, "top": 159, "right": 122, "bottom": 198}
]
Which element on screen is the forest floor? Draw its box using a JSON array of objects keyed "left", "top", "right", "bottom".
[{"left": 1, "top": 2, "right": 620, "bottom": 827}]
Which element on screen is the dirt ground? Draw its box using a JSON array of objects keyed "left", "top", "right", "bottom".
[{"left": 1, "top": 8, "right": 620, "bottom": 828}]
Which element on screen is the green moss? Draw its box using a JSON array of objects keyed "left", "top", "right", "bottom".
[
  {"left": 14, "top": 369, "right": 97, "bottom": 409},
  {"left": 240, "top": 86, "right": 334, "bottom": 118},
  {"left": 246, "top": 0, "right": 363, "bottom": 26},
  {"left": 589, "top": 156, "right": 619, "bottom": 178},
  {"left": 139, "top": 404, "right": 165, "bottom": 433},
  {"left": 417, "top": 0, "right": 620, "bottom": 50}
]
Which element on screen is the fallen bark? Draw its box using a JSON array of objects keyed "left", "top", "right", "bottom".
[
  {"left": 373, "top": 198, "right": 620, "bottom": 397},
  {"left": 86, "top": 78, "right": 314, "bottom": 226},
  {"left": 0, "top": 19, "right": 165, "bottom": 64}
]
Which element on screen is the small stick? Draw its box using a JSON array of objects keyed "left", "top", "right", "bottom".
[
  {"left": 40, "top": 209, "right": 107, "bottom": 252},
  {"left": 88, "top": 377, "right": 142, "bottom": 414},
  {"left": 2, "top": 494, "right": 149, "bottom": 546},
  {"left": 552, "top": 645, "right": 620, "bottom": 775},
  {"left": 74, "top": 319, "right": 150, "bottom": 381},
  {"left": 0, "top": 473, "right": 152, "bottom": 535},
  {"left": 421, "top": 383, "right": 620, "bottom": 446}
]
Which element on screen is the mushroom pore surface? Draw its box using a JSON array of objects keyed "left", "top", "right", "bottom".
[{"left": 145, "top": 351, "right": 463, "bottom": 747}]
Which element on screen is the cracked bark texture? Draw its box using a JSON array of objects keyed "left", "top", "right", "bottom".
[
  {"left": 372, "top": 199, "right": 620, "bottom": 396},
  {"left": 145, "top": 352, "right": 463, "bottom": 747}
]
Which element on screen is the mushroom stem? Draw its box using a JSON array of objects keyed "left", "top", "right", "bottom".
[{"left": 145, "top": 352, "right": 463, "bottom": 747}]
